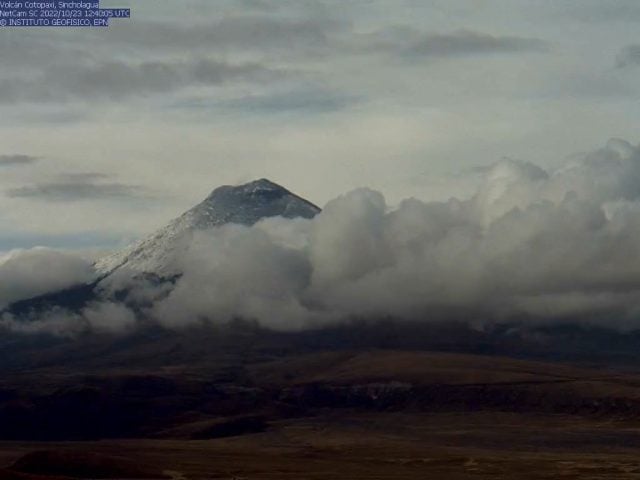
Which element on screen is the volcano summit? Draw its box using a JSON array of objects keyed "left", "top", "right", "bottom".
[{"left": 95, "top": 178, "right": 320, "bottom": 277}]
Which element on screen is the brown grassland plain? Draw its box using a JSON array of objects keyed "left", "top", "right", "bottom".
[{"left": 3, "top": 350, "right": 640, "bottom": 478}]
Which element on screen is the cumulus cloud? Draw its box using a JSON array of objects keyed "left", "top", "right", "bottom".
[
  {"left": 144, "top": 138, "right": 640, "bottom": 331},
  {"left": 0, "top": 248, "right": 95, "bottom": 308},
  {"left": 7, "top": 138, "right": 640, "bottom": 335},
  {"left": 473, "top": 138, "right": 640, "bottom": 222},
  {"left": 0, "top": 248, "right": 139, "bottom": 337}
]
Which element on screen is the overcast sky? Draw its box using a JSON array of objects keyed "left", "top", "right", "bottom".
[{"left": 1, "top": 0, "right": 639, "bottom": 253}]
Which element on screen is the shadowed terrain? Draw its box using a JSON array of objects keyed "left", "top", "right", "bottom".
[{"left": 4, "top": 327, "right": 640, "bottom": 478}]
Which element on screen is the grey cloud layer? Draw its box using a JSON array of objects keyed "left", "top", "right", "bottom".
[
  {"left": 100, "top": 16, "right": 345, "bottom": 53},
  {"left": 211, "top": 87, "right": 361, "bottom": 114},
  {"left": 7, "top": 173, "right": 150, "bottom": 201},
  {"left": 0, "top": 14, "right": 341, "bottom": 105},
  {"left": 403, "top": 30, "right": 549, "bottom": 58},
  {"left": 616, "top": 45, "right": 640, "bottom": 68},
  {"left": 0, "top": 6, "right": 549, "bottom": 107},
  {"left": 0, "top": 155, "right": 38, "bottom": 166},
  {"left": 102, "top": 20, "right": 546, "bottom": 59},
  {"left": 0, "top": 58, "right": 282, "bottom": 103},
  {"left": 567, "top": 1, "right": 640, "bottom": 22}
]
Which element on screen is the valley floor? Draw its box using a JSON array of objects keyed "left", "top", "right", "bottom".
[
  {"left": 4, "top": 412, "right": 640, "bottom": 479},
  {"left": 4, "top": 347, "right": 640, "bottom": 479}
]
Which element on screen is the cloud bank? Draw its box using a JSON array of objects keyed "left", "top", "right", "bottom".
[
  {"left": 5, "top": 138, "right": 640, "bottom": 335},
  {"left": 0, "top": 248, "right": 94, "bottom": 308},
  {"left": 125, "top": 138, "right": 640, "bottom": 331},
  {"left": 0, "top": 301, "right": 136, "bottom": 337},
  {"left": 0, "top": 249, "right": 138, "bottom": 337}
]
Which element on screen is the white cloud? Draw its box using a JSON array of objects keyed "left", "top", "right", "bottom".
[
  {"left": 0, "top": 248, "right": 95, "bottom": 308},
  {"left": 6, "top": 138, "right": 640, "bottom": 335},
  {"left": 146, "top": 138, "right": 640, "bottom": 331},
  {"left": 0, "top": 301, "right": 137, "bottom": 337},
  {"left": 82, "top": 301, "right": 137, "bottom": 333}
]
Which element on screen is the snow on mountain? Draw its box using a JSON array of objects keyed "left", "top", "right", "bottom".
[{"left": 94, "top": 179, "right": 320, "bottom": 277}]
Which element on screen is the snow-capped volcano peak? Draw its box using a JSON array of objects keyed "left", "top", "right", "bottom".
[{"left": 94, "top": 179, "right": 320, "bottom": 276}]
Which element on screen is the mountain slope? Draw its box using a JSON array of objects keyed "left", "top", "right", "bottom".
[
  {"left": 2, "top": 179, "right": 320, "bottom": 318},
  {"left": 95, "top": 178, "right": 320, "bottom": 277}
]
